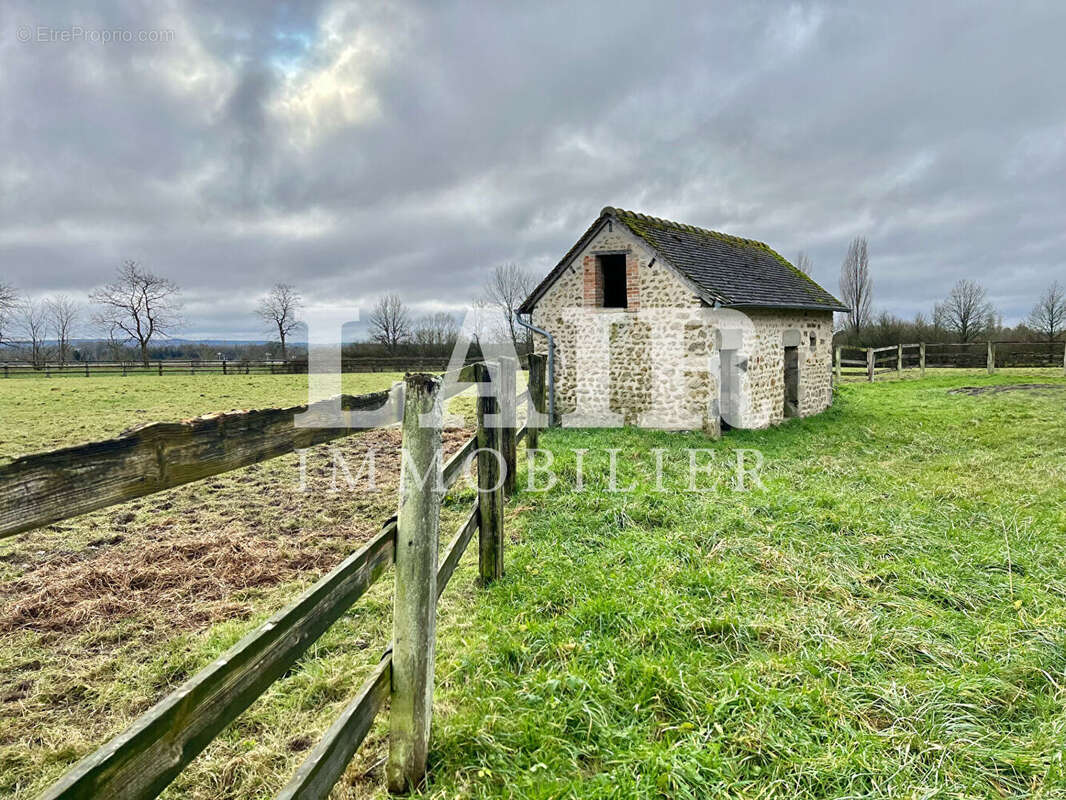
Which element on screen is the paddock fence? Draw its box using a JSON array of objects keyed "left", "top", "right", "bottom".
[
  {"left": 0, "top": 354, "right": 549, "bottom": 799},
  {"left": 0, "top": 357, "right": 475, "bottom": 378},
  {"left": 834, "top": 340, "right": 1066, "bottom": 383}
]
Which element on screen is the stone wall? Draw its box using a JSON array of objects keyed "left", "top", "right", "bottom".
[
  {"left": 530, "top": 222, "right": 835, "bottom": 433},
  {"left": 735, "top": 309, "right": 835, "bottom": 428}
]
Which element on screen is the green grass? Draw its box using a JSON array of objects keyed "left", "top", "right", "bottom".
[
  {"left": 0, "top": 372, "right": 406, "bottom": 462},
  {"left": 2, "top": 368, "right": 1065, "bottom": 798},
  {"left": 419, "top": 369, "right": 1066, "bottom": 799}
]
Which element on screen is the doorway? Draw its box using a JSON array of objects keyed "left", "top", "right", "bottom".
[{"left": 784, "top": 346, "right": 799, "bottom": 418}]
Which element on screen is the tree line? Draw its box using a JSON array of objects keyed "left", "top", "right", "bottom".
[
  {"left": 833, "top": 236, "right": 1064, "bottom": 347},
  {"left": 4, "top": 247, "right": 1059, "bottom": 368},
  {"left": 363, "top": 263, "right": 534, "bottom": 358},
  {"left": 0, "top": 261, "right": 535, "bottom": 368}
]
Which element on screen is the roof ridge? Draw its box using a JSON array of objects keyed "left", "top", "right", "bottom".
[
  {"left": 519, "top": 207, "right": 850, "bottom": 314},
  {"left": 604, "top": 206, "right": 774, "bottom": 251}
]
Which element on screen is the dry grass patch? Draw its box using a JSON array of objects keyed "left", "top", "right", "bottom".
[{"left": 0, "top": 419, "right": 477, "bottom": 798}]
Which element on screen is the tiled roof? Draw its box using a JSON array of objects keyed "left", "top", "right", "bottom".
[{"left": 520, "top": 207, "right": 849, "bottom": 314}]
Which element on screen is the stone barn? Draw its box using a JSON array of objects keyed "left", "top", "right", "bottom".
[{"left": 518, "top": 207, "right": 849, "bottom": 435}]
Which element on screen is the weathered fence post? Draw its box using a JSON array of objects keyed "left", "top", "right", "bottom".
[
  {"left": 897, "top": 344, "right": 903, "bottom": 377},
  {"left": 499, "top": 356, "right": 517, "bottom": 496},
  {"left": 987, "top": 341, "right": 995, "bottom": 375},
  {"left": 1062, "top": 340, "right": 1066, "bottom": 377},
  {"left": 476, "top": 360, "right": 505, "bottom": 583},
  {"left": 222, "top": 360, "right": 227, "bottom": 375},
  {"left": 834, "top": 347, "right": 841, "bottom": 384},
  {"left": 3, "top": 364, "right": 7, "bottom": 379},
  {"left": 527, "top": 353, "right": 546, "bottom": 450},
  {"left": 387, "top": 373, "right": 442, "bottom": 794},
  {"left": 920, "top": 343, "right": 926, "bottom": 378},
  {"left": 867, "top": 348, "right": 875, "bottom": 382}
]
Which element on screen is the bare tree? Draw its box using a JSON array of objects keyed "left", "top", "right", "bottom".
[
  {"left": 838, "top": 237, "right": 873, "bottom": 337},
  {"left": 483, "top": 263, "right": 535, "bottom": 353},
  {"left": 412, "top": 311, "right": 459, "bottom": 354},
  {"left": 103, "top": 322, "right": 129, "bottom": 362},
  {"left": 465, "top": 297, "right": 491, "bottom": 349},
  {"left": 90, "top": 260, "right": 183, "bottom": 367},
  {"left": 0, "top": 282, "right": 17, "bottom": 346},
  {"left": 794, "top": 251, "right": 812, "bottom": 276},
  {"left": 1027, "top": 281, "right": 1066, "bottom": 343},
  {"left": 255, "top": 283, "right": 302, "bottom": 359},
  {"left": 368, "top": 293, "right": 412, "bottom": 353},
  {"left": 912, "top": 311, "right": 933, "bottom": 342},
  {"left": 19, "top": 299, "right": 50, "bottom": 369},
  {"left": 936, "top": 279, "right": 996, "bottom": 342},
  {"left": 46, "top": 295, "right": 80, "bottom": 366}
]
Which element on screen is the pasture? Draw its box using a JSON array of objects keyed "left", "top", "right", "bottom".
[
  {"left": 0, "top": 372, "right": 406, "bottom": 462},
  {"left": 1, "top": 368, "right": 1065, "bottom": 798}
]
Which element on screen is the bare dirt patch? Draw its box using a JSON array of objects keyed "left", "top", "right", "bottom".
[
  {"left": 0, "top": 530, "right": 336, "bottom": 634},
  {"left": 0, "top": 426, "right": 474, "bottom": 637},
  {"left": 948, "top": 383, "right": 1066, "bottom": 396}
]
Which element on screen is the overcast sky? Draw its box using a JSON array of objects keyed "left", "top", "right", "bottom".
[{"left": 1, "top": 1, "right": 1064, "bottom": 338}]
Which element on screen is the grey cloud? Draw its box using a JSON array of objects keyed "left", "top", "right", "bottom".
[{"left": 1, "top": 0, "right": 1064, "bottom": 336}]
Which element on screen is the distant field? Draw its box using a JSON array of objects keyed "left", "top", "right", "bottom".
[{"left": 0, "top": 372, "right": 405, "bottom": 462}]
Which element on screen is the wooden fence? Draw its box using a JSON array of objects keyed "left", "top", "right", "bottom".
[
  {"left": 0, "top": 354, "right": 549, "bottom": 799},
  {"left": 834, "top": 340, "right": 1066, "bottom": 382},
  {"left": 0, "top": 357, "right": 469, "bottom": 378}
]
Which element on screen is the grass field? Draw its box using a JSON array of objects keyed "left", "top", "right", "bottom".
[
  {"left": 421, "top": 369, "right": 1066, "bottom": 799},
  {"left": 2, "top": 369, "right": 1065, "bottom": 798},
  {"left": 0, "top": 372, "right": 406, "bottom": 462},
  {"left": 0, "top": 370, "right": 466, "bottom": 799}
]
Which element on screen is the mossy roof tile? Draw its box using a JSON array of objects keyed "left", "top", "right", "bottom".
[{"left": 520, "top": 207, "right": 849, "bottom": 314}]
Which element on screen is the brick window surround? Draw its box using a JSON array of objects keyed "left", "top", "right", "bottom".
[{"left": 583, "top": 253, "right": 640, "bottom": 311}]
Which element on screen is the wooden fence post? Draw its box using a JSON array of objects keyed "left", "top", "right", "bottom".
[
  {"left": 499, "top": 356, "right": 517, "bottom": 496},
  {"left": 222, "top": 360, "right": 227, "bottom": 375},
  {"left": 3, "top": 364, "right": 7, "bottom": 379},
  {"left": 987, "top": 341, "right": 995, "bottom": 375},
  {"left": 920, "top": 343, "right": 926, "bottom": 378},
  {"left": 1063, "top": 340, "right": 1066, "bottom": 378},
  {"left": 834, "top": 347, "right": 841, "bottom": 383},
  {"left": 527, "top": 353, "right": 546, "bottom": 450},
  {"left": 476, "top": 361, "right": 505, "bottom": 583},
  {"left": 897, "top": 344, "right": 903, "bottom": 377},
  {"left": 867, "top": 348, "right": 875, "bottom": 382},
  {"left": 387, "top": 373, "right": 442, "bottom": 794}
]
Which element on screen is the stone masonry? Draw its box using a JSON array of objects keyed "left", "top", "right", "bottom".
[{"left": 531, "top": 222, "right": 835, "bottom": 433}]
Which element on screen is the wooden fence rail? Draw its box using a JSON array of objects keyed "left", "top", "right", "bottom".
[
  {"left": 0, "top": 391, "right": 396, "bottom": 540},
  {"left": 277, "top": 504, "right": 481, "bottom": 800},
  {"left": 40, "top": 525, "right": 397, "bottom": 800},
  {"left": 3, "top": 359, "right": 546, "bottom": 800},
  {"left": 835, "top": 340, "right": 1066, "bottom": 383},
  {"left": 0, "top": 357, "right": 502, "bottom": 378}
]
